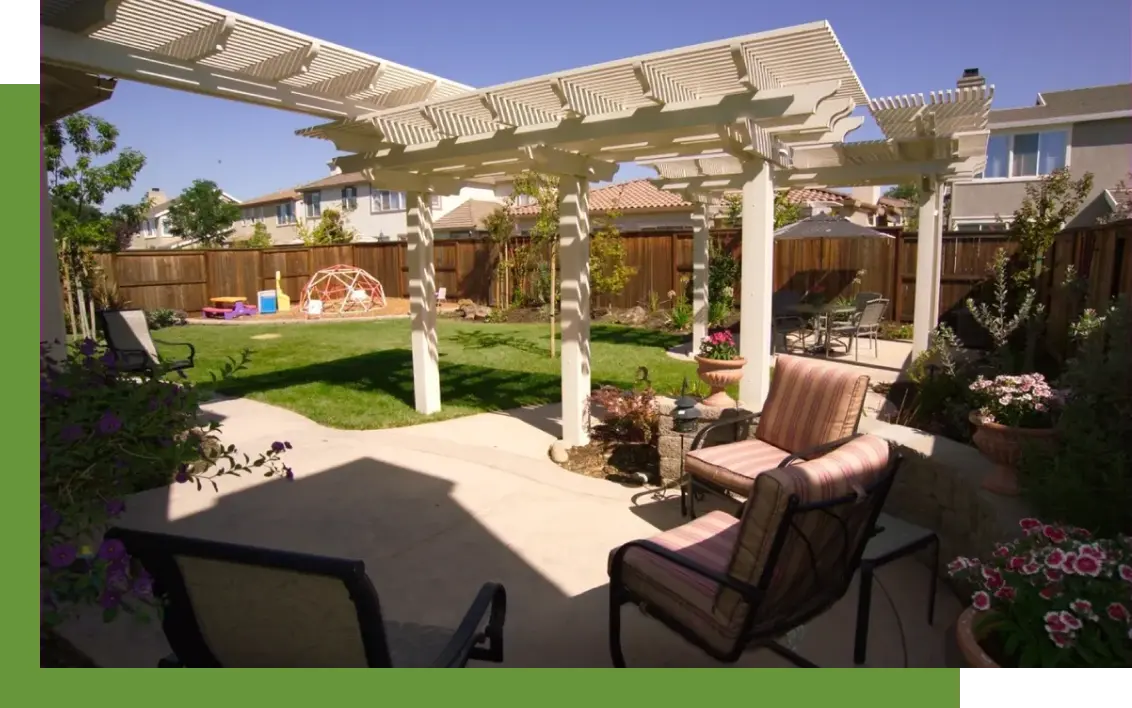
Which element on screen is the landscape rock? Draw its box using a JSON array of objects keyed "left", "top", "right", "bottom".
[
  {"left": 618, "top": 306, "right": 648, "bottom": 326},
  {"left": 549, "top": 441, "right": 570, "bottom": 464}
]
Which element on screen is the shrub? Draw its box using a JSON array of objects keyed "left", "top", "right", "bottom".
[
  {"left": 1019, "top": 298, "right": 1132, "bottom": 537},
  {"left": 707, "top": 249, "right": 739, "bottom": 312},
  {"left": 949, "top": 518, "right": 1132, "bottom": 667},
  {"left": 145, "top": 308, "right": 187, "bottom": 330},
  {"left": 589, "top": 386, "right": 657, "bottom": 443},
  {"left": 880, "top": 322, "right": 914, "bottom": 340},
  {"left": 708, "top": 300, "right": 732, "bottom": 327},
  {"left": 666, "top": 286, "right": 693, "bottom": 331},
  {"left": 40, "top": 340, "right": 293, "bottom": 627}
]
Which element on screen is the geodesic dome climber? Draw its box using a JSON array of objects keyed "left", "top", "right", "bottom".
[{"left": 300, "top": 265, "right": 387, "bottom": 316}]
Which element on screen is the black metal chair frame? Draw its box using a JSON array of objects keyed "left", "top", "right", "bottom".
[
  {"left": 679, "top": 408, "right": 865, "bottom": 519},
  {"left": 105, "top": 527, "right": 507, "bottom": 668},
  {"left": 97, "top": 309, "right": 196, "bottom": 378},
  {"left": 609, "top": 452, "right": 902, "bottom": 667}
]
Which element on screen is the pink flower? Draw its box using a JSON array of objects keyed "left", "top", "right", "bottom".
[
  {"left": 984, "top": 572, "right": 1005, "bottom": 591},
  {"left": 1071, "top": 555, "right": 1102, "bottom": 577},
  {"left": 1059, "top": 611, "right": 1083, "bottom": 631},
  {"left": 1079, "top": 544, "right": 1106, "bottom": 561},
  {"left": 994, "top": 586, "right": 1016, "bottom": 601},
  {"left": 1044, "top": 525, "right": 1068, "bottom": 544},
  {"left": 1106, "top": 603, "right": 1130, "bottom": 623},
  {"left": 1019, "top": 518, "right": 1043, "bottom": 532},
  {"left": 1007, "top": 556, "right": 1027, "bottom": 571},
  {"left": 947, "top": 558, "right": 969, "bottom": 575},
  {"left": 1046, "top": 549, "right": 1066, "bottom": 568},
  {"left": 971, "top": 590, "right": 991, "bottom": 611},
  {"left": 1070, "top": 599, "right": 1095, "bottom": 618},
  {"left": 1119, "top": 564, "right": 1132, "bottom": 583},
  {"left": 1020, "top": 562, "right": 1041, "bottom": 576},
  {"left": 1044, "top": 611, "right": 1068, "bottom": 632},
  {"left": 1044, "top": 567, "right": 1063, "bottom": 582},
  {"left": 993, "top": 545, "right": 1010, "bottom": 558},
  {"left": 1070, "top": 527, "right": 1091, "bottom": 539},
  {"left": 1062, "top": 553, "right": 1078, "bottom": 573},
  {"left": 1039, "top": 585, "right": 1062, "bottom": 600},
  {"left": 1048, "top": 631, "right": 1074, "bottom": 649}
]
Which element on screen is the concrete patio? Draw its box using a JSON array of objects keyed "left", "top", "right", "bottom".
[{"left": 60, "top": 395, "right": 958, "bottom": 668}]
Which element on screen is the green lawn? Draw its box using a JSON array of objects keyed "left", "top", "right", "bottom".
[{"left": 162, "top": 319, "right": 698, "bottom": 429}]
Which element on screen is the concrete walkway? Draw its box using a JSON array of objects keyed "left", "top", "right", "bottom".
[{"left": 60, "top": 396, "right": 957, "bottom": 668}]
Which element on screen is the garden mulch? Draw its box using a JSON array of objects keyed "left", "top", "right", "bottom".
[{"left": 554, "top": 427, "right": 659, "bottom": 485}]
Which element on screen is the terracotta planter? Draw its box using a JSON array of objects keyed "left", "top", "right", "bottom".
[
  {"left": 956, "top": 607, "right": 1000, "bottom": 668},
  {"left": 969, "top": 412, "right": 1056, "bottom": 496},
  {"left": 695, "top": 355, "right": 746, "bottom": 408}
]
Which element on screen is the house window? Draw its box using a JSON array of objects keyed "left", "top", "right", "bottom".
[
  {"left": 276, "top": 201, "right": 296, "bottom": 225},
  {"left": 430, "top": 194, "right": 442, "bottom": 209},
  {"left": 143, "top": 220, "right": 155, "bottom": 238},
  {"left": 341, "top": 186, "right": 358, "bottom": 211},
  {"left": 372, "top": 190, "right": 405, "bottom": 212},
  {"left": 304, "top": 192, "right": 321, "bottom": 218},
  {"left": 513, "top": 193, "right": 537, "bottom": 207},
  {"left": 978, "top": 130, "right": 1068, "bottom": 179}
]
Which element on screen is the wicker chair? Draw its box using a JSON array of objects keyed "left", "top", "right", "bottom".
[
  {"left": 681, "top": 355, "right": 869, "bottom": 518},
  {"left": 106, "top": 528, "right": 507, "bottom": 668},
  {"left": 609, "top": 435, "right": 900, "bottom": 666}
]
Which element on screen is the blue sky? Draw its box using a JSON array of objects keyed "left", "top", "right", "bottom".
[{"left": 94, "top": 0, "right": 1132, "bottom": 207}]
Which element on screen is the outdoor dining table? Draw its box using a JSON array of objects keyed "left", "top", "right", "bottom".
[{"left": 787, "top": 302, "right": 858, "bottom": 357}]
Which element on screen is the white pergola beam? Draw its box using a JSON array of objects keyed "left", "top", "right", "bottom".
[
  {"left": 152, "top": 16, "right": 236, "bottom": 62},
  {"left": 237, "top": 43, "right": 320, "bottom": 82},
  {"left": 406, "top": 193, "right": 440, "bottom": 414},
  {"left": 525, "top": 145, "right": 618, "bottom": 181},
  {"left": 45, "top": 0, "right": 122, "bottom": 35},
  {"left": 331, "top": 81, "right": 843, "bottom": 173},
  {"left": 359, "top": 168, "right": 463, "bottom": 195}
]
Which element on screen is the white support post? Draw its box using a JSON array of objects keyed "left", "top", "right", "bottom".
[
  {"left": 738, "top": 161, "right": 774, "bottom": 409},
  {"left": 691, "top": 201, "right": 711, "bottom": 351},
  {"left": 558, "top": 175, "right": 591, "bottom": 447},
  {"left": 927, "top": 185, "right": 946, "bottom": 329},
  {"left": 912, "top": 176, "right": 939, "bottom": 356},
  {"left": 406, "top": 191, "right": 440, "bottom": 414},
  {"left": 40, "top": 129, "right": 66, "bottom": 360}
]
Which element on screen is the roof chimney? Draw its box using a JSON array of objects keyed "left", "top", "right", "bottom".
[
  {"left": 146, "top": 187, "right": 169, "bottom": 207},
  {"left": 957, "top": 68, "right": 985, "bottom": 90}
]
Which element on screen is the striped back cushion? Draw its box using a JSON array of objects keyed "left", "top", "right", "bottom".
[
  {"left": 713, "top": 434, "right": 892, "bottom": 626},
  {"left": 755, "top": 356, "right": 869, "bottom": 454}
]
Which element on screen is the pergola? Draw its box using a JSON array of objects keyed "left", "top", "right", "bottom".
[{"left": 295, "top": 22, "right": 992, "bottom": 447}]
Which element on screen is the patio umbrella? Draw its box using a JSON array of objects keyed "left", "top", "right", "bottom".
[{"left": 773, "top": 214, "right": 896, "bottom": 240}]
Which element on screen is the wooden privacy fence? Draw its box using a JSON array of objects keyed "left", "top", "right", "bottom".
[{"left": 95, "top": 222, "right": 1132, "bottom": 332}]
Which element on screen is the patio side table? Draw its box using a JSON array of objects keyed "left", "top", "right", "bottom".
[{"left": 854, "top": 512, "right": 939, "bottom": 666}]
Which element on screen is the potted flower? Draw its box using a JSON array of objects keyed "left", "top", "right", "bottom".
[
  {"left": 949, "top": 519, "right": 1132, "bottom": 667},
  {"left": 968, "top": 373, "right": 1061, "bottom": 495},
  {"left": 695, "top": 330, "right": 744, "bottom": 407}
]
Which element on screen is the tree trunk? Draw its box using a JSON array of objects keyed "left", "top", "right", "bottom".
[{"left": 59, "top": 242, "right": 78, "bottom": 337}]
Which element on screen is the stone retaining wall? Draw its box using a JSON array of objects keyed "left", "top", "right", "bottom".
[{"left": 655, "top": 398, "right": 1032, "bottom": 571}]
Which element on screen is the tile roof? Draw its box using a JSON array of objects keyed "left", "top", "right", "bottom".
[
  {"left": 511, "top": 179, "right": 691, "bottom": 216},
  {"left": 433, "top": 199, "right": 506, "bottom": 231},
  {"left": 240, "top": 187, "right": 301, "bottom": 207},
  {"left": 296, "top": 171, "right": 368, "bottom": 191},
  {"left": 781, "top": 186, "right": 852, "bottom": 205},
  {"left": 990, "top": 83, "right": 1132, "bottom": 126}
]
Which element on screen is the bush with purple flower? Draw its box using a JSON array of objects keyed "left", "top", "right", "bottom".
[{"left": 40, "top": 339, "right": 294, "bottom": 626}]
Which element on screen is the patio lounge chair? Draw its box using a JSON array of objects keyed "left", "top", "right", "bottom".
[
  {"left": 609, "top": 434, "right": 900, "bottom": 667},
  {"left": 105, "top": 527, "right": 507, "bottom": 668},
  {"left": 681, "top": 355, "right": 869, "bottom": 518},
  {"left": 98, "top": 309, "right": 195, "bottom": 378},
  {"left": 829, "top": 298, "right": 889, "bottom": 361}
]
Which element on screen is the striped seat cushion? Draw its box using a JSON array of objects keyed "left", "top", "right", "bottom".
[
  {"left": 610, "top": 511, "right": 743, "bottom": 654},
  {"left": 685, "top": 439, "right": 794, "bottom": 495},
  {"left": 755, "top": 355, "right": 869, "bottom": 454},
  {"left": 714, "top": 434, "right": 892, "bottom": 626}
]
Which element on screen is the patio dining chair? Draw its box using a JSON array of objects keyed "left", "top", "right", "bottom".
[
  {"left": 97, "top": 309, "right": 195, "bottom": 378},
  {"left": 771, "top": 291, "right": 809, "bottom": 353},
  {"left": 681, "top": 355, "right": 869, "bottom": 519},
  {"left": 608, "top": 434, "right": 900, "bottom": 667},
  {"left": 829, "top": 298, "right": 889, "bottom": 361},
  {"left": 105, "top": 527, "right": 508, "bottom": 668}
]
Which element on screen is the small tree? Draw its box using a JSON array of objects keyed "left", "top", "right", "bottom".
[
  {"left": 235, "top": 222, "right": 272, "bottom": 249},
  {"left": 297, "top": 208, "right": 358, "bottom": 246},
  {"left": 512, "top": 171, "right": 560, "bottom": 357},
  {"left": 883, "top": 183, "right": 918, "bottom": 202},
  {"left": 966, "top": 248, "right": 1038, "bottom": 370},
  {"left": 483, "top": 203, "right": 516, "bottom": 307},
  {"left": 721, "top": 193, "right": 743, "bottom": 227},
  {"left": 589, "top": 207, "right": 635, "bottom": 308},
  {"left": 718, "top": 191, "right": 803, "bottom": 228},
  {"left": 1010, "top": 167, "right": 1094, "bottom": 288},
  {"left": 166, "top": 179, "right": 242, "bottom": 248}
]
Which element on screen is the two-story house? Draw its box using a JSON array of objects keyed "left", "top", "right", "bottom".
[
  {"left": 949, "top": 82, "right": 1132, "bottom": 230},
  {"left": 128, "top": 186, "right": 242, "bottom": 249}
]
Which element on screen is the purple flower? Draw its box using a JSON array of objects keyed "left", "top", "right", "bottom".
[
  {"left": 60, "top": 424, "right": 83, "bottom": 443},
  {"left": 79, "top": 339, "right": 97, "bottom": 357},
  {"left": 97, "top": 411, "right": 122, "bottom": 435},
  {"left": 106, "top": 567, "right": 130, "bottom": 592},
  {"left": 284, "top": 441, "right": 293, "bottom": 450},
  {"left": 271, "top": 441, "right": 287, "bottom": 452},
  {"left": 98, "top": 590, "right": 121, "bottom": 610},
  {"left": 105, "top": 499, "right": 126, "bottom": 517},
  {"left": 131, "top": 572, "right": 154, "bottom": 599},
  {"left": 284, "top": 465, "right": 295, "bottom": 481},
  {"left": 97, "top": 538, "right": 127, "bottom": 562},
  {"left": 46, "top": 543, "right": 77, "bottom": 569},
  {"left": 99, "top": 350, "right": 117, "bottom": 368},
  {"left": 40, "top": 504, "right": 62, "bottom": 532},
  {"left": 174, "top": 465, "right": 190, "bottom": 484}
]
